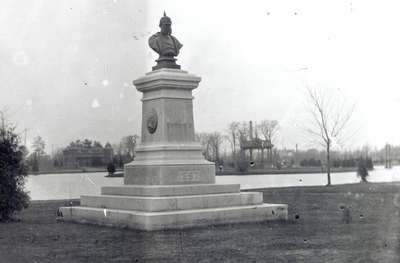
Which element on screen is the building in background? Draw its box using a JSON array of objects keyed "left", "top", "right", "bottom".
[{"left": 62, "top": 140, "right": 113, "bottom": 168}]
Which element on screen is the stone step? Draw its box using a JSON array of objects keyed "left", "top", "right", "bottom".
[
  {"left": 101, "top": 184, "right": 240, "bottom": 197},
  {"left": 59, "top": 203, "right": 288, "bottom": 231},
  {"left": 81, "top": 192, "right": 263, "bottom": 212}
]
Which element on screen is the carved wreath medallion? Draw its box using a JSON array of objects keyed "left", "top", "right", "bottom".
[{"left": 147, "top": 109, "right": 158, "bottom": 134}]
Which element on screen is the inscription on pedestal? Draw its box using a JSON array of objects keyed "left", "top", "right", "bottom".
[{"left": 178, "top": 170, "right": 201, "bottom": 182}]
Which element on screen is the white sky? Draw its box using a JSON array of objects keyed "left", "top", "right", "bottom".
[{"left": 0, "top": 0, "right": 399, "bottom": 152}]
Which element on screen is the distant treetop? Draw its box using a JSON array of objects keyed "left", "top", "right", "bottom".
[{"left": 66, "top": 139, "right": 104, "bottom": 149}]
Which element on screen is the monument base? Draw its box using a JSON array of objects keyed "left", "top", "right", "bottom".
[
  {"left": 59, "top": 204, "right": 286, "bottom": 231},
  {"left": 124, "top": 144, "right": 216, "bottom": 185},
  {"left": 59, "top": 184, "right": 287, "bottom": 231}
]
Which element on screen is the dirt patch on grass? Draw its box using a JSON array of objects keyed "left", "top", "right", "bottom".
[{"left": 1, "top": 183, "right": 400, "bottom": 262}]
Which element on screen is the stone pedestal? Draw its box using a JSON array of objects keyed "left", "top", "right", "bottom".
[
  {"left": 59, "top": 68, "right": 288, "bottom": 231},
  {"left": 124, "top": 69, "right": 215, "bottom": 185}
]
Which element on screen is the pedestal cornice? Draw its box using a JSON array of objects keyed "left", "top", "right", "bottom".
[{"left": 133, "top": 68, "right": 201, "bottom": 92}]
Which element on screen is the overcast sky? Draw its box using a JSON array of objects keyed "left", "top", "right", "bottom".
[{"left": 1, "top": 0, "right": 399, "bottom": 153}]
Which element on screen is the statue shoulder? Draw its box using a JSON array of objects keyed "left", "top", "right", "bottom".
[
  {"left": 170, "top": 35, "right": 183, "bottom": 49},
  {"left": 149, "top": 32, "right": 159, "bottom": 42},
  {"left": 148, "top": 32, "right": 161, "bottom": 52}
]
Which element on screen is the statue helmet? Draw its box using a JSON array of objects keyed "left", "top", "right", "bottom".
[{"left": 159, "top": 11, "right": 172, "bottom": 26}]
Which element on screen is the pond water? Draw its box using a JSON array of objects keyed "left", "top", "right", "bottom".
[{"left": 26, "top": 166, "right": 400, "bottom": 200}]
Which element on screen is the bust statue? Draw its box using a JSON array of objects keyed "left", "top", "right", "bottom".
[{"left": 148, "top": 12, "right": 183, "bottom": 70}]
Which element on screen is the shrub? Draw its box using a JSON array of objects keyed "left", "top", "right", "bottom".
[
  {"left": 366, "top": 158, "right": 374, "bottom": 170},
  {"left": 236, "top": 151, "right": 249, "bottom": 172},
  {"left": 0, "top": 126, "right": 30, "bottom": 221},
  {"left": 300, "top": 158, "right": 322, "bottom": 167},
  {"left": 31, "top": 154, "right": 39, "bottom": 172},
  {"left": 107, "top": 162, "right": 116, "bottom": 175},
  {"left": 357, "top": 158, "right": 369, "bottom": 183},
  {"left": 332, "top": 159, "right": 341, "bottom": 168}
]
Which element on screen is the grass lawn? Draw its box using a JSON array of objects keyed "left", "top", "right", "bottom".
[{"left": 1, "top": 182, "right": 400, "bottom": 262}]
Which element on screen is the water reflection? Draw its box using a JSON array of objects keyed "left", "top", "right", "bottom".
[
  {"left": 26, "top": 166, "right": 400, "bottom": 200},
  {"left": 217, "top": 166, "right": 400, "bottom": 189},
  {"left": 26, "top": 173, "right": 123, "bottom": 200}
]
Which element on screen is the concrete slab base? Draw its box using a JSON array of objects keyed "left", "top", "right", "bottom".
[
  {"left": 59, "top": 183, "right": 288, "bottom": 231},
  {"left": 59, "top": 203, "right": 288, "bottom": 231},
  {"left": 80, "top": 192, "right": 264, "bottom": 212},
  {"left": 101, "top": 183, "right": 240, "bottom": 196}
]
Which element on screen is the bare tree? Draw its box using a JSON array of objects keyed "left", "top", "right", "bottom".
[
  {"left": 208, "top": 132, "right": 224, "bottom": 165},
  {"left": 52, "top": 148, "right": 64, "bottom": 167},
  {"left": 304, "top": 87, "right": 355, "bottom": 186},
  {"left": 121, "top": 135, "right": 140, "bottom": 159},
  {"left": 196, "top": 132, "right": 224, "bottom": 164},
  {"left": 237, "top": 121, "right": 249, "bottom": 145},
  {"left": 0, "top": 108, "right": 14, "bottom": 137},
  {"left": 258, "top": 120, "right": 279, "bottom": 145},
  {"left": 227, "top": 122, "right": 240, "bottom": 165},
  {"left": 257, "top": 120, "right": 279, "bottom": 165},
  {"left": 196, "top": 132, "right": 212, "bottom": 161},
  {"left": 32, "top": 136, "right": 46, "bottom": 156}
]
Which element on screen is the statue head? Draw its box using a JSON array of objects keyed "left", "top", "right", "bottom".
[{"left": 159, "top": 11, "right": 172, "bottom": 35}]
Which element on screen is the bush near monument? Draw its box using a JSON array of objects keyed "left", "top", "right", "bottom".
[
  {"left": 236, "top": 151, "right": 249, "bottom": 172},
  {"left": 357, "top": 158, "right": 369, "bottom": 182},
  {"left": 106, "top": 162, "right": 116, "bottom": 176},
  {"left": 0, "top": 126, "right": 30, "bottom": 221},
  {"left": 30, "top": 154, "right": 39, "bottom": 172},
  {"left": 299, "top": 157, "right": 374, "bottom": 170}
]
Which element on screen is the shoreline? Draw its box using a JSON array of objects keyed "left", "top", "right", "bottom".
[
  {"left": 28, "top": 168, "right": 123, "bottom": 176},
  {"left": 28, "top": 166, "right": 362, "bottom": 176},
  {"left": 28, "top": 181, "right": 400, "bottom": 202},
  {"left": 216, "top": 166, "right": 359, "bottom": 175}
]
